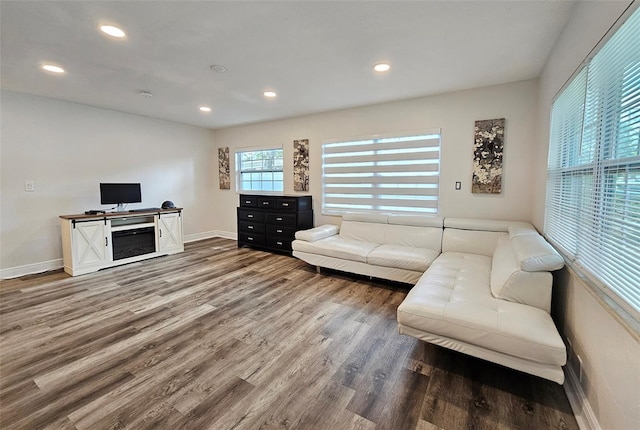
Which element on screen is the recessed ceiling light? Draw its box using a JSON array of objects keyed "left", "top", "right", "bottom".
[
  {"left": 263, "top": 91, "right": 277, "bottom": 98},
  {"left": 199, "top": 106, "right": 212, "bottom": 112},
  {"left": 373, "top": 63, "right": 391, "bottom": 72},
  {"left": 41, "top": 64, "right": 65, "bottom": 74},
  {"left": 100, "top": 25, "right": 126, "bottom": 38},
  {"left": 210, "top": 65, "right": 227, "bottom": 73}
]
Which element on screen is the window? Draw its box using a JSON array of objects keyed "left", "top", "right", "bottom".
[
  {"left": 322, "top": 131, "right": 440, "bottom": 215},
  {"left": 236, "top": 148, "right": 284, "bottom": 192},
  {"left": 545, "top": 7, "right": 640, "bottom": 318}
]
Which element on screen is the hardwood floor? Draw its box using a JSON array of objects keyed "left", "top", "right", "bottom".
[{"left": 0, "top": 238, "right": 578, "bottom": 430}]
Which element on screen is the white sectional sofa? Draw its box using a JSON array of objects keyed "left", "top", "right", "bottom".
[
  {"left": 292, "top": 212, "right": 443, "bottom": 284},
  {"left": 292, "top": 214, "right": 567, "bottom": 384}
]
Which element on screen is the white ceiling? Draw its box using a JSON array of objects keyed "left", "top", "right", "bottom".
[{"left": 0, "top": 1, "right": 576, "bottom": 129}]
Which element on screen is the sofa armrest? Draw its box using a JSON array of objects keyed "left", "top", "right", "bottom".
[{"left": 295, "top": 224, "right": 340, "bottom": 242}]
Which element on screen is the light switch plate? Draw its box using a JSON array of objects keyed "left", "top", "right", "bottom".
[{"left": 455, "top": 181, "right": 461, "bottom": 190}]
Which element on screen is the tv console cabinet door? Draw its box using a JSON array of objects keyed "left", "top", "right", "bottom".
[
  {"left": 157, "top": 212, "right": 184, "bottom": 254},
  {"left": 71, "top": 220, "right": 112, "bottom": 271}
]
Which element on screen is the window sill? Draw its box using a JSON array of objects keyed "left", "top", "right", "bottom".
[{"left": 561, "top": 258, "right": 640, "bottom": 343}]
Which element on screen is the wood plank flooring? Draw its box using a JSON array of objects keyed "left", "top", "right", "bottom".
[{"left": 0, "top": 238, "right": 578, "bottom": 430}]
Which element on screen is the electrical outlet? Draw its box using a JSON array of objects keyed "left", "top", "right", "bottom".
[{"left": 25, "top": 181, "right": 35, "bottom": 192}]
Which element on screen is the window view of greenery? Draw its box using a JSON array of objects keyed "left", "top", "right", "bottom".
[
  {"left": 237, "top": 149, "right": 284, "bottom": 192},
  {"left": 545, "top": 7, "right": 640, "bottom": 317}
]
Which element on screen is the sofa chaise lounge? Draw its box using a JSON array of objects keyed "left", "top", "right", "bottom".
[{"left": 292, "top": 213, "right": 567, "bottom": 384}]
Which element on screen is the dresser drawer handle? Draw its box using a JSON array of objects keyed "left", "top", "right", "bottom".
[
  {"left": 245, "top": 200, "right": 251, "bottom": 204},
  {"left": 247, "top": 214, "right": 253, "bottom": 218},
  {"left": 282, "top": 203, "right": 289, "bottom": 207},
  {"left": 276, "top": 229, "right": 283, "bottom": 233},
  {"left": 262, "top": 202, "right": 269, "bottom": 205},
  {"left": 247, "top": 237, "right": 254, "bottom": 241},
  {"left": 276, "top": 217, "right": 283, "bottom": 221},
  {"left": 277, "top": 241, "right": 283, "bottom": 246},
  {"left": 248, "top": 225, "right": 254, "bottom": 229}
]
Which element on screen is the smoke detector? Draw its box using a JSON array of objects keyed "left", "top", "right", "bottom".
[{"left": 138, "top": 90, "right": 153, "bottom": 98}]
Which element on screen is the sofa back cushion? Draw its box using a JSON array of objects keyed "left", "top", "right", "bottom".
[
  {"left": 340, "top": 213, "right": 389, "bottom": 243},
  {"left": 442, "top": 218, "right": 510, "bottom": 256},
  {"left": 339, "top": 213, "right": 443, "bottom": 250},
  {"left": 383, "top": 224, "right": 443, "bottom": 250},
  {"left": 510, "top": 234, "right": 565, "bottom": 272}
]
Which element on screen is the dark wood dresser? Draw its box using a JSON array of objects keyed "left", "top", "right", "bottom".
[{"left": 237, "top": 194, "right": 313, "bottom": 254}]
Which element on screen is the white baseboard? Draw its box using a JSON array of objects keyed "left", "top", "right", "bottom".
[
  {"left": 1, "top": 231, "right": 238, "bottom": 280},
  {"left": 564, "top": 365, "right": 601, "bottom": 430},
  {"left": 0, "top": 259, "right": 63, "bottom": 280},
  {"left": 183, "top": 230, "right": 237, "bottom": 243}
]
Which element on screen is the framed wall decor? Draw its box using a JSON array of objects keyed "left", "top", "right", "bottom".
[
  {"left": 293, "top": 139, "right": 309, "bottom": 191},
  {"left": 218, "top": 147, "right": 230, "bottom": 190},
  {"left": 472, "top": 118, "right": 505, "bottom": 194}
]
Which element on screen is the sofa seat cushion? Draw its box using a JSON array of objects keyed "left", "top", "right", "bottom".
[
  {"left": 367, "top": 244, "right": 440, "bottom": 272},
  {"left": 397, "top": 252, "right": 566, "bottom": 366},
  {"left": 291, "top": 236, "right": 378, "bottom": 263}
]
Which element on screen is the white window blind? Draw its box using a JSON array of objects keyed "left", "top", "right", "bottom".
[
  {"left": 236, "top": 148, "right": 284, "bottom": 192},
  {"left": 545, "top": 6, "right": 640, "bottom": 318},
  {"left": 322, "top": 132, "right": 441, "bottom": 215}
]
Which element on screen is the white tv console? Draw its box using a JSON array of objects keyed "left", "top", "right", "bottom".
[{"left": 60, "top": 208, "right": 183, "bottom": 276}]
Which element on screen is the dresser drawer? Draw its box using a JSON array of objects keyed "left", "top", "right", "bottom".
[
  {"left": 239, "top": 232, "right": 265, "bottom": 245},
  {"left": 277, "top": 198, "right": 298, "bottom": 211},
  {"left": 266, "top": 237, "right": 292, "bottom": 251},
  {"left": 239, "top": 221, "right": 265, "bottom": 233},
  {"left": 258, "top": 197, "right": 277, "bottom": 208},
  {"left": 266, "top": 213, "right": 296, "bottom": 226},
  {"left": 266, "top": 225, "right": 296, "bottom": 237},
  {"left": 240, "top": 195, "right": 258, "bottom": 207},
  {"left": 238, "top": 209, "right": 265, "bottom": 222}
]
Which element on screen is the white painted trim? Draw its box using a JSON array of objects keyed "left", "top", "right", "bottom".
[
  {"left": 0, "top": 259, "right": 63, "bottom": 279},
  {"left": 1, "top": 231, "right": 238, "bottom": 279},
  {"left": 563, "top": 365, "right": 601, "bottom": 430},
  {"left": 184, "top": 230, "right": 237, "bottom": 243}
]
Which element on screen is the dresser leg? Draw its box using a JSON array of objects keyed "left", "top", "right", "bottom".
[{"left": 316, "top": 266, "right": 322, "bottom": 274}]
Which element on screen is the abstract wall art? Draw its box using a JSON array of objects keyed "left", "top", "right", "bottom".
[
  {"left": 472, "top": 118, "right": 505, "bottom": 194},
  {"left": 218, "top": 147, "right": 230, "bottom": 190},
  {"left": 293, "top": 139, "right": 309, "bottom": 191}
]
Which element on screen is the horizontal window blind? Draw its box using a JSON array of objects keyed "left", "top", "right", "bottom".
[
  {"left": 545, "top": 6, "right": 640, "bottom": 318},
  {"left": 322, "top": 132, "right": 440, "bottom": 215}
]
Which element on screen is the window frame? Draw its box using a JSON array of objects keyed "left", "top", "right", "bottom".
[
  {"left": 235, "top": 147, "right": 284, "bottom": 193},
  {"left": 544, "top": 5, "right": 640, "bottom": 321}
]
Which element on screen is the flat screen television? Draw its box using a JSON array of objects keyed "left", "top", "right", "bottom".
[{"left": 100, "top": 183, "right": 142, "bottom": 212}]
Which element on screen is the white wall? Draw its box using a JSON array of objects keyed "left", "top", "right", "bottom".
[
  {"left": 532, "top": 2, "right": 640, "bottom": 429},
  {"left": 213, "top": 79, "right": 538, "bottom": 235},
  {"left": 0, "top": 90, "right": 217, "bottom": 276}
]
